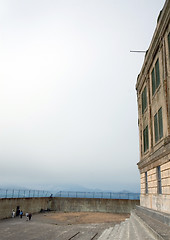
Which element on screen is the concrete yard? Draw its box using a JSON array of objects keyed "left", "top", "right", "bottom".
[{"left": 0, "top": 212, "right": 130, "bottom": 240}]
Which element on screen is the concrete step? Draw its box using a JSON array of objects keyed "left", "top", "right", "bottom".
[
  {"left": 115, "top": 221, "right": 127, "bottom": 240},
  {"left": 98, "top": 209, "right": 170, "bottom": 240},
  {"left": 133, "top": 209, "right": 170, "bottom": 240},
  {"left": 136, "top": 206, "right": 170, "bottom": 226},
  {"left": 97, "top": 227, "right": 114, "bottom": 240},
  {"left": 110, "top": 221, "right": 127, "bottom": 240},
  {"left": 108, "top": 224, "right": 121, "bottom": 239},
  {"left": 130, "top": 211, "right": 155, "bottom": 240},
  {"left": 119, "top": 219, "right": 129, "bottom": 240},
  {"left": 97, "top": 218, "right": 130, "bottom": 240},
  {"left": 129, "top": 218, "right": 140, "bottom": 240}
]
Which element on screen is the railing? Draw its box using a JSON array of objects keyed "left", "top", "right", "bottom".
[
  {"left": 54, "top": 191, "right": 140, "bottom": 200},
  {"left": 0, "top": 189, "right": 52, "bottom": 199}
]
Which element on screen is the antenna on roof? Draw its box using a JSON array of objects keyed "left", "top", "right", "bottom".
[{"left": 130, "top": 50, "right": 146, "bottom": 53}]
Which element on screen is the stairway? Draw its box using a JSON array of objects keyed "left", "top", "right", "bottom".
[{"left": 97, "top": 207, "right": 170, "bottom": 240}]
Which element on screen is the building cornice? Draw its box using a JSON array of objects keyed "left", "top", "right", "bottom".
[{"left": 137, "top": 136, "right": 170, "bottom": 171}]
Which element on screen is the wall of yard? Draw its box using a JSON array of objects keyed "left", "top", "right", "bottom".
[
  {"left": 0, "top": 197, "right": 53, "bottom": 219},
  {"left": 0, "top": 197, "right": 139, "bottom": 219},
  {"left": 52, "top": 197, "right": 139, "bottom": 214}
]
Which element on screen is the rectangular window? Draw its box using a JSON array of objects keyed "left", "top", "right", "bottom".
[
  {"left": 152, "top": 69, "right": 156, "bottom": 95},
  {"left": 155, "top": 59, "right": 160, "bottom": 88},
  {"left": 168, "top": 32, "right": 170, "bottom": 56},
  {"left": 154, "top": 113, "right": 158, "bottom": 143},
  {"left": 152, "top": 58, "right": 160, "bottom": 95},
  {"left": 143, "top": 125, "right": 149, "bottom": 152},
  {"left": 154, "top": 107, "right": 163, "bottom": 143},
  {"left": 157, "top": 166, "right": 162, "bottom": 194},
  {"left": 145, "top": 172, "right": 148, "bottom": 194},
  {"left": 142, "top": 86, "right": 147, "bottom": 114},
  {"left": 158, "top": 108, "right": 163, "bottom": 139}
]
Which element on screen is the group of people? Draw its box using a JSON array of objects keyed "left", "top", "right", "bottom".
[{"left": 12, "top": 209, "right": 32, "bottom": 220}]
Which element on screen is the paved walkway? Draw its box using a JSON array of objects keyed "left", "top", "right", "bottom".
[{"left": 0, "top": 212, "right": 129, "bottom": 240}]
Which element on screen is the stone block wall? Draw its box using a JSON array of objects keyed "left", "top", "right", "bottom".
[
  {"left": 140, "top": 160, "right": 170, "bottom": 213},
  {"left": 51, "top": 198, "right": 139, "bottom": 214},
  {"left": 0, "top": 197, "right": 52, "bottom": 219},
  {"left": 0, "top": 197, "right": 139, "bottom": 220}
]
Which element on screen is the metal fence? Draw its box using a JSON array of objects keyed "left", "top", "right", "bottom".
[
  {"left": 0, "top": 189, "right": 52, "bottom": 199},
  {"left": 54, "top": 191, "right": 140, "bottom": 200},
  {"left": 0, "top": 189, "right": 140, "bottom": 200}
]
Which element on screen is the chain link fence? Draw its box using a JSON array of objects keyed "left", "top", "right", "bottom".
[
  {"left": 0, "top": 189, "right": 140, "bottom": 200},
  {"left": 0, "top": 189, "right": 52, "bottom": 198},
  {"left": 54, "top": 191, "right": 140, "bottom": 200}
]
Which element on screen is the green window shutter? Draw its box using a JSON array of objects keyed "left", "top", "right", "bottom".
[
  {"left": 142, "top": 90, "right": 144, "bottom": 114},
  {"left": 158, "top": 107, "right": 163, "bottom": 139},
  {"left": 142, "top": 87, "right": 147, "bottom": 114},
  {"left": 168, "top": 32, "right": 170, "bottom": 56},
  {"left": 157, "top": 166, "right": 162, "bottom": 194},
  {"left": 144, "top": 87, "right": 147, "bottom": 111},
  {"left": 146, "top": 126, "right": 149, "bottom": 150},
  {"left": 145, "top": 172, "right": 148, "bottom": 194},
  {"left": 152, "top": 68, "right": 156, "bottom": 95},
  {"left": 155, "top": 59, "right": 160, "bottom": 88},
  {"left": 154, "top": 113, "right": 158, "bottom": 142},
  {"left": 143, "top": 129, "right": 146, "bottom": 152},
  {"left": 143, "top": 126, "right": 149, "bottom": 152}
]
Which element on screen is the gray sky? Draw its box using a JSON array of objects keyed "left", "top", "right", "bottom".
[{"left": 0, "top": 0, "right": 165, "bottom": 192}]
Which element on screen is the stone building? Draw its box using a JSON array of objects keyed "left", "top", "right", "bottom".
[{"left": 136, "top": 0, "right": 170, "bottom": 214}]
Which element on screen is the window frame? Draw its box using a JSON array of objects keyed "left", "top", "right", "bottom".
[
  {"left": 154, "top": 107, "right": 163, "bottom": 143},
  {"left": 157, "top": 166, "right": 162, "bottom": 194},
  {"left": 145, "top": 172, "right": 148, "bottom": 194},
  {"left": 168, "top": 32, "right": 170, "bottom": 56},
  {"left": 151, "top": 58, "right": 160, "bottom": 96},
  {"left": 143, "top": 125, "right": 149, "bottom": 152},
  {"left": 142, "top": 86, "right": 147, "bottom": 114}
]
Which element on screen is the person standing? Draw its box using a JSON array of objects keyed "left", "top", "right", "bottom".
[
  {"left": 20, "top": 210, "right": 23, "bottom": 218},
  {"left": 28, "top": 213, "right": 32, "bottom": 220},
  {"left": 12, "top": 209, "right": 15, "bottom": 218}
]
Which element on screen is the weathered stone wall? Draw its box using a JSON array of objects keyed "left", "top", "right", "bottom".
[
  {"left": 51, "top": 198, "right": 139, "bottom": 214},
  {"left": 136, "top": 0, "right": 170, "bottom": 215},
  {"left": 0, "top": 197, "right": 53, "bottom": 219},
  {"left": 0, "top": 197, "right": 139, "bottom": 219},
  {"left": 140, "top": 160, "right": 170, "bottom": 213}
]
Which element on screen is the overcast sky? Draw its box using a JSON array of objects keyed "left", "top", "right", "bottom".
[{"left": 0, "top": 0, "right": 165, "bottom": 192}]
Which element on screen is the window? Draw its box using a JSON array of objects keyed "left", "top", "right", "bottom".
[
  {"left": 145, "top": 172, "right": 148, "bottom": 194},
  {"left": 143, "top": 125, "right": 149, "bottom": 152},
  {"left": 142, "top": 86, "right": 147, "bottom": 114},
  {"left": 168, "top": 32, "right": 170, "bottom": 55},
  {"left": 154, "top": 107, "right": 163, "bottom": 143},
  {"left": 152, "top": 58, "right": 160, "bottom": 95},
  {"left": 157, "top": 166, "right": 162, "bottom": 194}
]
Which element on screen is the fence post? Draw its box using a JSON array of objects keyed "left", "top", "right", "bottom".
[{"left": 6, "top": 190, "right": 8, "bottom": 198}]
